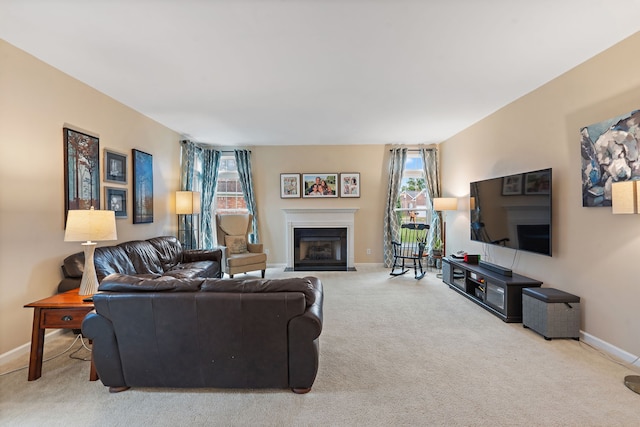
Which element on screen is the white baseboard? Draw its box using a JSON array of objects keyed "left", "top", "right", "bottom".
[
  {"left": 0, "top": 330, "right": 64, "bottom": 366},
  {"left": 581, "top": 331, "right": 640, "bottom": 367}
]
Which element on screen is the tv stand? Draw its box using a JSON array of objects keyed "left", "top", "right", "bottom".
[{"left": 442, "top": 257, "right": 542, "bottom": 322}]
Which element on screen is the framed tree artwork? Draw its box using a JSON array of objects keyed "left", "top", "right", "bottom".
[
  {"left": 64, "top": 127, "right": 100, "bottom": 224},
  {"left": 132, "top": 149, "right": 153, "bottom": 224}
]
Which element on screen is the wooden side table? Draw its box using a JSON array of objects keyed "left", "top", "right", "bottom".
[{"left": 24, "top": 288, "right": 97, "bottom": 381}]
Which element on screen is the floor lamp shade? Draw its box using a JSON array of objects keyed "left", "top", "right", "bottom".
[
  {"left": 64, "top": 208, "right": 117, "bottom": 295},
  {"left": 432, "top": 197, "right": 458, "bottom": 258},
  {"left": 176, "top": 191, "right": 201, "bottom": 214}
]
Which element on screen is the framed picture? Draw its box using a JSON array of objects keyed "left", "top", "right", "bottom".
[
  {"left": 340, "top": 173, "right": 360, "bottom": 198},
  {"left": 105, "top": 187, "right": 127, "bottom": 218},
  {"left": 524, "top": 170, "right": 551, "bottom": 195},
  {"left": 280, "top": 173, "right": 301, "bottom": 198},
  {"left": 64, "top": 127, "right": 100, "bottom": 224},
  {"left": 104, "top": 149, "right": 127, "bottom": 184},
  {"left": 132, "top": 149, "right": 153, "bottom": 223},
  {"left": 501, "top": 174, "right": 523, "bottom": 196},
  {"left": 302, "top": 173, "right": 338, "bottom": 198}
]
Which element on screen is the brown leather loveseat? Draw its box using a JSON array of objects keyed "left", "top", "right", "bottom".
[
  {"left": 81, "top": 274, "right": 323, "bottom": 394},
  {"left": 58, "top": 236, "right": 222, "bottom": 292}
]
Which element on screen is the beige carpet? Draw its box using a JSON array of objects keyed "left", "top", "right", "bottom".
[{"left": 1, "top": 266, "right": 639, "bottom": 426}]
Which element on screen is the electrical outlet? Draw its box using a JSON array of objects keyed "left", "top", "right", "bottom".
[{"left": 366, "top": 248, "right": 371, "bottom": 255}]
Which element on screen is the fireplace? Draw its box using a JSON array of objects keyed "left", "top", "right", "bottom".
[
  {"left": 294, "top": 228, "right": 347, "bottom": 271},
  {"left": 282, "top": 208, "right": 358, "bottom": 271}
]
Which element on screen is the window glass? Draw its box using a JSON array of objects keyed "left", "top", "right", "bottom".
[
  {"left": 396, "top": 153, "right": 431, "bottom": 224},
  {"left": 215, "top": 155, "right": 248, "bottom": 214}
]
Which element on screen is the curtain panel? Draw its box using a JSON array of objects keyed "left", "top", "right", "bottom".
[
  {"left": 421, "top": 147, "right": 441, "bottom": 253},
  {"left": 234, "top": 149, "right": 259, "bottom": 243},
  {"left": 383, "top": 147, "right": 407, "bottom": 267}
]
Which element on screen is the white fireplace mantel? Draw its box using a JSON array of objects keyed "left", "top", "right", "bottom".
[{"left": 282, "top": 208, "right": 358, "bottom": 270}]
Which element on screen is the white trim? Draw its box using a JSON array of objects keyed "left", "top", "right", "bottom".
[
  {"left": 0, "top": 329, "right": 64, "bottom": 366},
  {"left": 581, "top": 331, "right": 640, "bottom": 368}
]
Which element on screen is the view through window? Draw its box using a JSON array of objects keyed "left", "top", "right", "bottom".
[
  {"left": 215, "top": 155, "right": 248, "bottom": 214},
  {"left": 396, "top": 153, "right": 431, "bottom": 225}
]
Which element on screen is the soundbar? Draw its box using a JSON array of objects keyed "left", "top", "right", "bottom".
[{"left": 478, "top": 260, "right": 512, "bottom": 276}]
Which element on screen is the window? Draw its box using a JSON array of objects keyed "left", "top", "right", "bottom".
[
  {"left": 215, "top": 155, "right": 248, "bottom": 214},
  {"left": 396, "top": 153, "right": 431, "bottom": 225}
]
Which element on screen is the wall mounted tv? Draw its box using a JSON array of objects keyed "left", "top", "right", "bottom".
[{"left": 470, "top": 168, "right": 552, "bottom": 256}]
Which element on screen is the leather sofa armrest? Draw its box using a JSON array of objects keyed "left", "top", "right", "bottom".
[
  {"left": 81, "top": 311, "right": 127, "bottom": 388},
  {"left": 182, "top": 248, "right": 223, "bottom": 263},
  {"left": 247, "top": 243, "right": 263, "bottom": 253}
]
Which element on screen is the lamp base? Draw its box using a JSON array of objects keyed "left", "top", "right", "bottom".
[
  {"left": 624, "top": 375, "right": 640, "bottom": 394},
  {"left": 79, "top": 242, "right": 99, "bottom": 296}
]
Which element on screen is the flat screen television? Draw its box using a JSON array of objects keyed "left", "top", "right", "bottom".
[{"left": 470, "top": 168, "right": 552, "bottom": 256}]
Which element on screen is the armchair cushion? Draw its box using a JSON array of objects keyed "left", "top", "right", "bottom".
[{"left": 225, "top": 235, "right": 248, "bottom": 254}]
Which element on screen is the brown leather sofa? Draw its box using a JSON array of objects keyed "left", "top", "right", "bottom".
[
  {"left": 58, "top": 236, "right": 222, "bottom": 292},
  {"left": 81, "top": 274, "right": 323, "bottom": 393}
]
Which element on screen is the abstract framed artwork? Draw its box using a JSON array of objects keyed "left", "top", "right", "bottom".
[
  {"left": 105, "top": 186, "right": 127, "bottom": 218},
  {"left": 132, "top": 149, "right": 153, "bottom": 224},
  {"left": 581, "top": 109, "right": 640, "bottom": 206},
  {"left": 63, "top": 127, "right": 100, "bottom": 224},
  {"left": 104, "top": 149, "right": 127, "bottom": 184},
  {"left": 280, "top": 173, "right": 301, "bottom": 198},
  {"left": 501, "top": 174, "right": 523, "bottom": 196},
  {"left": 340, "top": 172, "right": 360, "bottom": 198},
  {"left": 302, "top": 173, "right": 338, "bottom": 198}
]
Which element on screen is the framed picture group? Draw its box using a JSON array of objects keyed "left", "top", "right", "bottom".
[
  {"left": 280, "top": 172, "right": 360, "bottom": 199},
  {"left": 63, "top": 127, "right": 153, "bottom": 225}
]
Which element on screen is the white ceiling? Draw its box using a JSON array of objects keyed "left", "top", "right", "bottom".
[{"left": 1, "top": 0, "right": 639, "bottom": 146}]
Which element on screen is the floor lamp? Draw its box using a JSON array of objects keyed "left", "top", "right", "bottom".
[
  {"left": 64, "top": 208, "right": 118, "bottom": 295},
  {"left": 176, "top": 191, "right": 201, "bottom": 250},
  {"left": 433, "top": 197, "right": 459, "bottom": 258},
  {"left": 611, "top": 181, "right": 640, "bottom": 394}
]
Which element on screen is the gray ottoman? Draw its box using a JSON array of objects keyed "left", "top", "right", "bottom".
[{"left": 522, "top": 287, "right": 580, "bottom": 340}]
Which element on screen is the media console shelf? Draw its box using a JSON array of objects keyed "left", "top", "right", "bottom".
[{"left": 442, "top": 257, "right": 542, "bottom": 323}]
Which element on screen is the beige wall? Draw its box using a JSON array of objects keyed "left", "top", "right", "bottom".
[
  {"left": 251, "top": 145, "right": 389, "bottom": 265},
  {"left": 0, "top": 40, "right": 182, "bottom": 355},
  {"left": 441, "top": 32, "right": 640, "bottom": 358}
]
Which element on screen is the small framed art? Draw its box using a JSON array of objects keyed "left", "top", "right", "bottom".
[
  {"left": 302, "top": 173, "right": 338, "bottom": 198},
  {"left": 105, "top": 187, "right": 127, "bottom": 218},
  {"left": 501, "top": 174, "right": 523, "bottom": 196},
  {"left": 104, "top": 149, "right": 127, "bottom": 184},
  {"left": 340, "top": 173, "right": 360, "bottom": 198},
  {"left": 280, "top": 173, "right": 301, "bottom": 198}
]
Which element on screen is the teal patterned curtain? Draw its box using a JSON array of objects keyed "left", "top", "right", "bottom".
[
  {"left": 383, "top": 146, "right": 407, "bottom": 267},
  {"left": 200, "top": 147, "right": 221, "bottom": 249},
  {"left": 421, "top": 147, "right": 441, "bottom": 254},
  {"left": 180, "top": 141, "right": 221, "bottom": 249},
  {"left": 234, "top": 149, "right": 259, "bottom": 243}
]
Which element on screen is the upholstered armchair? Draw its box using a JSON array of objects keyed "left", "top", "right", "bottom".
[{"left": 215, "top": 213, "right": 267, "bottom": 278}]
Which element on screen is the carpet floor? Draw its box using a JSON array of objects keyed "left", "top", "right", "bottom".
[{"left": 1, "top": 266, "right": 639, "bottom": 426}]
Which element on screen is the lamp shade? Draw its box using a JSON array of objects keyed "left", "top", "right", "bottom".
[
  {"left": 64, "top": 208, "right": 117, "bottom": 242},
  {"left": 612, "top": 181, "right": 639, "bottom": 214},
  {"left": 433, "top": 197, "right": 458, "bottom": 211},
  {"left": 176, "top": 191, "right": 201, "bottom": 214}
]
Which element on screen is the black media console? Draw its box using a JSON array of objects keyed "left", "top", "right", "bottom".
[{"left": 442, "top": 257, "right": 542, "bottom": 323}]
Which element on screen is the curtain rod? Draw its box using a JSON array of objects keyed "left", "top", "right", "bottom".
[{"left": 389, "top": 148, "right": 436, "bottom": 152}]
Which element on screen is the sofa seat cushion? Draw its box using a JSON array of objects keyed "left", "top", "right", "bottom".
[
  {"left": 226, "top": 252, "right": 267, "bottom": 267},
  {"left": 162, "top": 261, "right": 219, "bottom": 279}
]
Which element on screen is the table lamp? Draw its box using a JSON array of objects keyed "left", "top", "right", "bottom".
[{"left": 64, "top": 207, "right": 117, "bottom": 295}]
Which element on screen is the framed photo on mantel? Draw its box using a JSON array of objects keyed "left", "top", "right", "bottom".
[{"left": 302, "top": 173, "right": 338, "bottom": 198}]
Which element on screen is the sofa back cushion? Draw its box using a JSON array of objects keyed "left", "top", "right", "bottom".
[
  {"left": 94, "top": 246, "right": 138, "bottom": 281},
  {"left": 146, "top": 236, "right": 183, "bottom": 271},
  {"left": 118, "top": 240, "right": 164, "bottom": 275}
]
